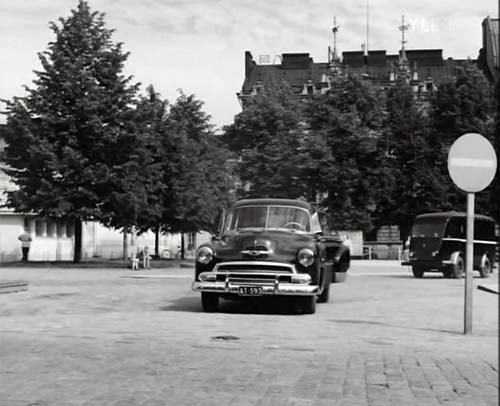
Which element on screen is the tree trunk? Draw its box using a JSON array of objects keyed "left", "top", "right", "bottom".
[
  {"left": 180, "top": 232, "right": 185, "bottom": 260},
  {"left": 73, "top": 218, "right": 82, "bottom": 263},
  {"left": 123, "top": 230, "right": 128, "bottom": 260},
  {"left": 154, "top": 226, "right": 160, "bottom": 258}
]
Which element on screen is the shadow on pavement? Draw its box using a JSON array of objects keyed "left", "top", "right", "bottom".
[
  {"left": 330, "top": 318, "right": 460, "bottom": 335},
  {"left": 160, "top": 296, "right": 304, "bottom": 315}
]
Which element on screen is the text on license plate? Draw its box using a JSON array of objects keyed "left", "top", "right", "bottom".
[{"left": 238, "top": 286, "right": 263, "bottom": 296}]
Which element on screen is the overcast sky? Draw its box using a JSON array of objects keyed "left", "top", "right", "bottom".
[{"left": 0, "top": 0, "right": 496, "bottom": 130}]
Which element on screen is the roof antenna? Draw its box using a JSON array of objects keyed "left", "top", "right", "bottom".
[
  {"left": 398, "top": 14, "right": 410, "bottom": 62},
  {"left": 329, "top": 17, "right": 340, "bottom": 62}
]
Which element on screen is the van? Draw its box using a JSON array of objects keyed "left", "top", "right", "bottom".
[{"left": 402, "top": 211, "right": 497, "bottom": 278}]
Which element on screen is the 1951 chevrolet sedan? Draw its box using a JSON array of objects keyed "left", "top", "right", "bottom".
[{"left": 192, "top": 198, "right": 350, "bottom": 314}]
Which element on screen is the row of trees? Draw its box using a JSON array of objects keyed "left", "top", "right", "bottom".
[
  {"left": 223, "top": 65, "right": 498, "bottom": 240},
  {"left": 1, "top": 1, "right": 497, "bottom": 262}
]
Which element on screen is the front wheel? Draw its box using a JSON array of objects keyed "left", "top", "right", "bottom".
[
  {"left": 302, "top": 296, "right": 316, "bottom": 314},
  {"left": 201, "top": 293, "right": 219, "bottom": 312},
  {"left": 451, "top": 256, "right": 465, "bottom": 279},
  {"left": 480, "top": 255, "right": 492, "bottom": 278},
  {"left": 412, "top": 266, "right": 425, "bottom": 278},
  {"left": 317, "top": 270, "right": 331, "bottom": 303}
]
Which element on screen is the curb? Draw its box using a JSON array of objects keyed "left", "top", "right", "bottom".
[{"left": 0, "top": 280, "right": 28, "bottom": 294}]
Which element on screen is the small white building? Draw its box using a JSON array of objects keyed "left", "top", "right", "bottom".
[
  {"left": 0, "top": 154, "right": 210, "bottom": 262},
  {"left": 0, "top": 206, "right": 210, "bottom": 263}
]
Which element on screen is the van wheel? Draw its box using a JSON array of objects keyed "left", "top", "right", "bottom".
[
  {"left": 480, "top": 256, "right": 492, "bottom": 278},
  {"left": 302, "top": 296, "right": 316, "bottom": 314},
  {"left": 412, "top": 266, "right": 425, "bottom": 278},
  {"left": 451, "top": 256, "right": 465, "bottom": 279},
  {"left": 201, "top": 293, "right": 219, "bottom": 312}
]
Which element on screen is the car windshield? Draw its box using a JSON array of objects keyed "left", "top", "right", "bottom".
[
  {"left": 411, "top": 218, "right": 446, "bottom": 238},
  {"left": 225, "top": 205, "right": 311, "bottom": 232}
]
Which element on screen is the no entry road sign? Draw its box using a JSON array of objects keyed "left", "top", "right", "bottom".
[{"left": 448, "top": 133, "right": 497, "bottom": 193}]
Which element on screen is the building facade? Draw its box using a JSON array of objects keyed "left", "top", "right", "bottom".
[{"left": 237, "top": 17, "right": 492, "bottom": 105}]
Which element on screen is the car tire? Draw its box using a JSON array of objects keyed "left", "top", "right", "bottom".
[
  {"left": 201, "top": 293, "right": 219, "bottom": 312},
  {"left": 451, "top": 256, "right": 465, "bottom": 279},
  {"left": 480, "top": 255, "right": 492, "bottom": 278},
  {"left": 302, "top": 296, "right": 316, "bottom": 314},
  {"left": 412, "top": 266, "right": 425, "bottom": 278},
  {"left": 317, "top": 270, "right": 331, "bottom": 303}
]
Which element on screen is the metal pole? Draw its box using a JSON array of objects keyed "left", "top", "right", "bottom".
[{"left": 464, "top": 192, "right": 475, "bottom": 335}]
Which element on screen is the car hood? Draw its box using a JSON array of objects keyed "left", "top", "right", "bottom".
[{"left": 214, "top": 229, "right": 315, "bottom": 262}]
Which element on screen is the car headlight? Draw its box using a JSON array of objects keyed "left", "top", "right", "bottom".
[
  {"left": 297, "top": 248, "right": 315, "bottom": 267},
  {"left": 196, "top": 246, "right": 214, "bottom": 264}
]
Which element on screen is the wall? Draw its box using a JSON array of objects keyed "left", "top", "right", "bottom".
[
  {"left": 0, "top": 213, "right": 212, "bottom": 262},
  {"left": 0, "top": 213, "right": 24, "bottom": 262},
  {"left": 338, "top": 230, "right": 363, "bottom": 257}
]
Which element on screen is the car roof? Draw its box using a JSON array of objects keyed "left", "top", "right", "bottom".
[
  {"left": 232, "top": 198, "right": 312, "bottom": 211},
  {"left": 415, "top": 211, "right": 495, "bottom": 222}
]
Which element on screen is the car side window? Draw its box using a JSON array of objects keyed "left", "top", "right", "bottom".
[
  {"left": 475, "top": 220, "right": 495, "bottom": 241},
  {"left": 445, "top": 218, "right": 465, "bottom": 239},
  {"left": 445, "top": 218, "right": 459, "bottom": 238}
]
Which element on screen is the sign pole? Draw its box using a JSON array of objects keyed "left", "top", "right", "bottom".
[{"left": 464, "top": 192, "right": 474, "bottom": 334}]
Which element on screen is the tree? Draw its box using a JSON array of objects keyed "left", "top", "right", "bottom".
[
  {"left": 1, "top": 1, "right": 141, "bottom": 262},
  {"left": 160, "top": 92, "right": 233, "bottom": 256},
  {"left": 304, "top": 76, "right": 386, "bottom": 232},
  {"left": 133, "top": 85, "right": 170, "bottom": 257},
  {"left": 377, "top": 79, "right": 443, "bottom": 240},
  {"left": 223, "top": 81, "right": 311, "bottom": 199},
  {"left": 429, "top": 62, "right": 496, "bottom": 217}
]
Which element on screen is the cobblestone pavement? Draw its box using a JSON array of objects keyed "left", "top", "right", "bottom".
[{"left": 0, "top": 261, "right": 497, "bottom": 406}]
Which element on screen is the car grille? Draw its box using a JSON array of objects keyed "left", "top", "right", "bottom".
[
  {"left": 211, "top": 262, "right": 297, "bottom": 285},
  {"left": 215, "top": 262, "right": 295, "bottom": 274},
  {"left": 220, "top": 275, "right": 293, "bottom": 284}
]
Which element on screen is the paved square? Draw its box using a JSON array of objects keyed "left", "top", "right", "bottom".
[{"left": 0, "top": 261, "right": 497, "bottom": 405}]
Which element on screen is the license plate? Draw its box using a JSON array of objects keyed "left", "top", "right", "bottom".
[{"left": 238, "top": 286, "right": 263, "bottom": 296}]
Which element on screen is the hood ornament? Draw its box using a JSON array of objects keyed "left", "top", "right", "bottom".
[{"left": 241, "top": 249, "right": 269, "bottom": 257}]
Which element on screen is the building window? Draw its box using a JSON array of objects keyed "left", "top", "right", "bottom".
[
  {"left": 57, "top": 222, "right": 65, "bottom": 237},
  {"left": 47, "top": 221, "right": 57, "bottom": 237},
  {"left": 35, "top": 220, "right": 44, "bottom": 237},
  {"left": 23, "top": 217, "right": 31, "bottom": 231},
  {"left": 66, "top": 222, "right": 74, "bottom": 238}
]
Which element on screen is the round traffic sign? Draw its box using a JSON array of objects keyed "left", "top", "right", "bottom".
[{"left": 448, "top": 133, "right": 497, "bottom": 193}]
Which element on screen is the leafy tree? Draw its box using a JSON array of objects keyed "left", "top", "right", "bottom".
[
  {"left": 223, "top": 81, "right": 311, "bottom": 199},
  {"left": 133, "top": 85, "right": 169, "bottom": 256},
  {"left": 304, "top": 76, "right": 386, "bottom": 232},
  {"left": 429, "top": 62, "right": 496, "bottom": 218},
  {"left": 1, "top": 1, "right": 141, "bottom": 262},
  {"left": 160, "top": 92, "right": 233, "bottom": 256},
  {"left": 377, "top": 79, "right": 444, "bottom": 240}
]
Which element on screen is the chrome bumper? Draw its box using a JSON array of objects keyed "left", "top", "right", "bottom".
[
  {"left": 192, "top": 280, "right": 319, "bottom": 296},
  {"left": 192, "top": 261, "right": 319, "bottom": 296}
]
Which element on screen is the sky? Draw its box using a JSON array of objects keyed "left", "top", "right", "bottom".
[{"left": 0, "top": 0, "right": 497, "bottom": 130}]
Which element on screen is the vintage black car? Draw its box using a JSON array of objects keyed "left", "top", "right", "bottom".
[
  {"left": 192, "top": 198, "right": 350, "bottom": 314},
  {"left": 402, "top": 211, "right": 497, "bottom": 278}
]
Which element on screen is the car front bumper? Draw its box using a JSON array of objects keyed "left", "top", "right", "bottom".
[
  {"left": 192, "top": 279, "right": 319, "bottom": 296},
  {"left": 192, "top": 261, "right": 319, "bottom": 296}
]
